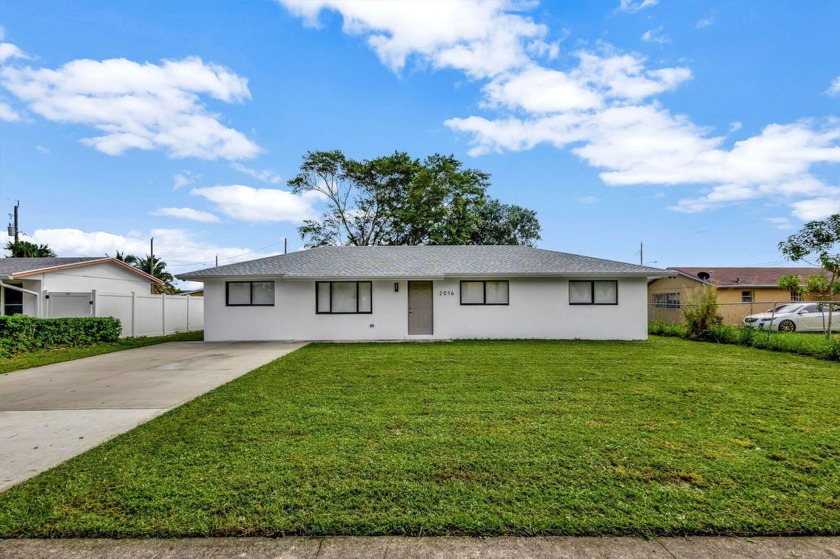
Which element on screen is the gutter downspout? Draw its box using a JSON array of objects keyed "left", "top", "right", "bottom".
[{"left": 0, "top": 280, "right": 41, "bottom": 318}]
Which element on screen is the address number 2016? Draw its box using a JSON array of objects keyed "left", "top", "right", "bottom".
[{"left": 439, "top": 290, "right": 455, "bottom": 296}]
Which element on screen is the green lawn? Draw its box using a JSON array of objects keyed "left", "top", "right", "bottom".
[
  {"left": 0, "top": 330, "right": 204, "bottom": 374},
  {"left": 0, "top": 338, "right": 837, "bottom": 537}
]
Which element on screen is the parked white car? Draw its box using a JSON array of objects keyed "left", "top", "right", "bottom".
[{"left": 742, "top": 303, "right": 840, "bottom": 332}]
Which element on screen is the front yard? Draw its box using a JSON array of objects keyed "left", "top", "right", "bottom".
[{"left": 0, "top": 338, "right": 837, "bottom": 537}]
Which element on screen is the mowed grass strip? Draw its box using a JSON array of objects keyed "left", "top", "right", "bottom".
[{"left": 0, "top": 338, "right": 837, "bottom": 537}]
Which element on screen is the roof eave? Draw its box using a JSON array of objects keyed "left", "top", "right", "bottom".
[{"left": 10, "top": 257, "right": 164, "bottom": 285}]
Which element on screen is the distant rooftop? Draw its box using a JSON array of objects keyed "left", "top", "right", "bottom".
[
  {"left": 668, "top": 267, "right": 828, "bottom": 287},
  {"left": 178, "top": 245, "right": 669, "bottom": 281}
]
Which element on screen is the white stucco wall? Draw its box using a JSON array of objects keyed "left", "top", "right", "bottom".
[
  {"left": 203, "top": 276, "right": 649, "bottom": 341},
  {"left": 31, "top": 263, "right": 155, "bottom": 294}
]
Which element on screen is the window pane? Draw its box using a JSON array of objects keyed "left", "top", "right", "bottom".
[
  {"left": 569, "top": 281, "right": 592, "bottom": 304},
  {"left": 317, "top": 282, "right": 331, "bottom": 313},
  {"left": 332, "top": 282, "right": 357, "bottom": 313},
  {"left": 461, "top": 281, "right": 484, "bottom": 304},
  {"left": 594, "top": 281, "right": 617, "bottom": 304},
  {"left": 358, "top": 282, "right": 372, "bottom": 313},
  {"left": 227, "top": 282, "right": 251, "bottom": 305},
  {"left": 252, "top": 282, "right": 274, "bottom": 305},
  {"left": 485, "top": 281, "right": 508, "bottom": 304}
]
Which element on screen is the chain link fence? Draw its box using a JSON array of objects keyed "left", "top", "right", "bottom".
[{"left": 649, "top": 300, "right": 840, "bottom": 332}]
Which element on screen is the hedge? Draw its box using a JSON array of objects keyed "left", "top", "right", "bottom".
[{"left": 0, "top": 315, "right": 122, "bottom": 356}]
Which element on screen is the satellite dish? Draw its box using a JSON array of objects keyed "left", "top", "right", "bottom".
[{"left": 697, "top": 271, "right": 711, "bottom": 281}]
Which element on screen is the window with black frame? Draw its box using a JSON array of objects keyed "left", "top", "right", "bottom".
[
  {"left": 316, "top": 281, "right": 372, "bottom": 314},
  {"left": 569, "top": 280, "right": 618, "bottom": 305},
  {"left": 459, "top": 280, "right": 509, "bottom": 305},
  {"left": 225, "top": 281, "right": 275, "bottom": 306}
]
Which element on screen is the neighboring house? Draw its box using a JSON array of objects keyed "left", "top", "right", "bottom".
[
  {"left": 0, "top": 257, "right": 162, "bottom": 317},
  {"left": 178, "top": 245, "right": 669, "bottom": 342},
  {"left": 178, "top": 288, "right": 204, "bottom": 297},
  {"left": 648, "top": 267, "right": 830, "bottom": 325}
]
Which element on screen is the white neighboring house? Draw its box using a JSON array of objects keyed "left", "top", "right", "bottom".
[
  {"left": 178, "top": 246, "right": 669, "bottom": 341},
  {"left": 0, "top": 257, "right": 161, "bottom": 317}
]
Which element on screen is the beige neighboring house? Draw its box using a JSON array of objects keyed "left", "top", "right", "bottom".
[{"left": 648, "top": 267, "right": 831, "bottom": 325}]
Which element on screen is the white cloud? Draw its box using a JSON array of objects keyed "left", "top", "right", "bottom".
[
  {"left": 0, "top": 100, "right": 21, "bottom": 121},
  {"left": 191, "top": 185, "right": 322, "bottom": 223},
  {"left": 35, "top": 145, "right": 49, "bottom": 154},
  {"left": 1, "top": 55, "right": 261, "bottom": 160},
  {"left": 173, "top": 172, "right": 199, "bottom": 190},
  {"left": 0, "top": 41, "right": 30, "bottom": 63},
  {"left": 696, "top": 16, "right": 715, "bottom": 29},
  {"left": 231, "top": 162, "right": 282, "bottom": 184},
  {"left": 765, "top": 217, "right": 793, "bottom": 230},
  {"left": 577, "top": 196, "right": 599, "bottom": 204},
  {"left": 279, "top": 0, "right": 554, "bottom": 79},
  {"left": 151, "top": 207, "right": 220, "bottom": 223},
  {"left": 618, "top": 0, "right": 659, "bottom": 13},
  {"left": 483, "top": 66, "right": 603, "bottom": 113},
  {"left": 641, "top": 26, "right": 670, "bottom": 45},
  {"left": 791, "top": 195, "right": 840, "bottom": 221},
  {"left": 573, "top": 51, "right": 691, "bottom": 101},
  {"left": 827, "top": 76, "right": 840, "bottom": 96}
]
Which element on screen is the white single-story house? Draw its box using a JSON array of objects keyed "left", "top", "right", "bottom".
[
  {"left": 178, "top": 245, "right": 669, "bottom": 341},
  {"left": 0, "top": 257, "right": 162, "bottom": 317}
]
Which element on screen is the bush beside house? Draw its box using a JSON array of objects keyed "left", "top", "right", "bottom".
[{"left": 0, "top": 316, "right": 121, "bottom": 356}]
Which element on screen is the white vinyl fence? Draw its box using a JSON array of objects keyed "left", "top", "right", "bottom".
[{"left": 44, "top": 290, "right": 203, "bottom": 337}]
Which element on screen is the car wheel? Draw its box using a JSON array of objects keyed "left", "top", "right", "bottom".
[{"left": 778, "top": 319, "right": 796, "bottom": 332}]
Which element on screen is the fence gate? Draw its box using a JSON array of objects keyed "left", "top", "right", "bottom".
[{"left": 46, "top": 292, "right": 92, "bottom": 318}]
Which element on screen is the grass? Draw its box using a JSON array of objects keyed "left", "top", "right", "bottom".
[
  {"left": 0, "top": 337, "right": 838, "bottom": 537},
  {"left": 0, "top": 330, "right": 204, "bottom": 374}
]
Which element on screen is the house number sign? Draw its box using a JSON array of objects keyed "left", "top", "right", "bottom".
[{"left": 438, "top": 290, "right": 456, "bottom": 296}]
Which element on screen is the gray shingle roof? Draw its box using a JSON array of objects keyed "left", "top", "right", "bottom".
[
  {"left": 0, "top": 257, "right": 102, "bottom": 276},
  {"left": 177, "top": 246, "right": 669, "bottom": 280}
]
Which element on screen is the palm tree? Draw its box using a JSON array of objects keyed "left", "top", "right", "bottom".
[
  {"left": 4, "top": 240, "right": 56, "bottom": 257},
  {"left": 115, "top": 252, "right": 176, "bottom": 294}
]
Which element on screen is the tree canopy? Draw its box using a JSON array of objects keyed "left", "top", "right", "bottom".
[
  {"left": 289, "top": 150, "right": 541, "bottom": 247},
  {"left": 115, "top": 251, "right": 176, "bottom": 294},
  {"left": 4, "top": 240, "right": 56, "bottom": 257},
  {"left": 778, "top": 214, "right": 840, "bottom": 336}
]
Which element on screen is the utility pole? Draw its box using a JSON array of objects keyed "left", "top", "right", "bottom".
[
  {"left": 640, "top": 242, "right": 643, "bottom": 266},
  {"left": 13, "top": 202, "right": 19, "bottom": 244},
  {"left": 215, "top": 254, "right": 218, "bottom": 267},
  {"left": 7, "top": 201, "right": 20, "bottom": 245},
  {"left": 284, "top": 238, "right": 287, "bottom": 254},
  {"left": 150, "top": 237, "right": 154, "bottom": 274}
]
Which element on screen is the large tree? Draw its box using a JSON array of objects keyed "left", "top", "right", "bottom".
[
  {"left": 4, "top": 240, "right": 56, "bottom": 257},
  {"left": 778, "top": 214, "right": 840, "bottom": 337},
  {"left": 289, "top": 150, "right": 541, "bottom": 247},
  {"left": 468, "top": 199, "right": 541, "bottom": 247}
]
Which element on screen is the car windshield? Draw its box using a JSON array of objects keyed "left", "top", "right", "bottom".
[{"left": 768, "top": 305, "right": 797, "bottom": 313}]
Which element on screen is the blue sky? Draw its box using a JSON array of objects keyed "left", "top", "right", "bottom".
[{"left": 1, "top": 0, "right": 839, "bottom": 285}]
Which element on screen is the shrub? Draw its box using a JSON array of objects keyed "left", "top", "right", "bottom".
[
  {"left": 0, "top": 316, "right": 121, "bottom": 356},
  {"left": 648, "top": 320, "right": 685, "bottom": 337},
  {"left": 682, "top": 286, "right": 722, "bottom": 339}
]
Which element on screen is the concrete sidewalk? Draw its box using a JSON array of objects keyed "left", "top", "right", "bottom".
[
  {"left": 0, "top": 341, "right": 306, "bottom": 491},
  {"left": 0, "top": 536, "right": 837, "bottom": 558}
]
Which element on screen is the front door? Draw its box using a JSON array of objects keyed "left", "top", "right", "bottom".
[{"left": 408, "top": 281, "right": 433, "bottom": 335}]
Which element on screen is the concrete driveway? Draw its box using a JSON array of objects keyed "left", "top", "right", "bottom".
[{"left": 0, "top": 341, "right": 306, "bottom": 491}]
